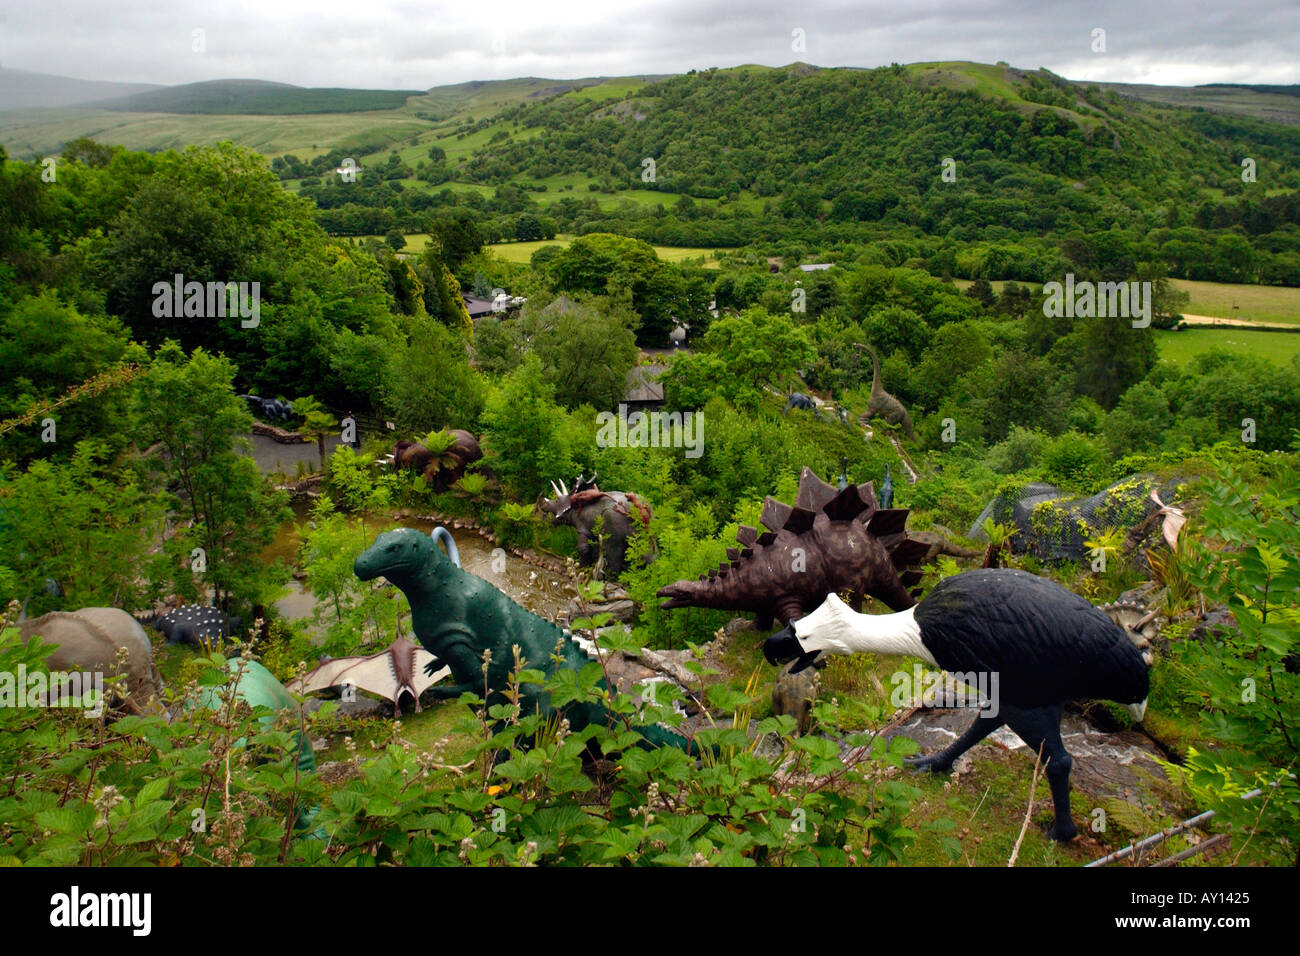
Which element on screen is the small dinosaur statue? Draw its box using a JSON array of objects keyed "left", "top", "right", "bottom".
[
  {"left": 855, "top": 343, "right": 916, "bottom": 441},
  {"left": 354, "top": 528, "right": 696, "bottom": 753},
  {"left": 879, "top": 464, "right": 894, "bottom": 509}
]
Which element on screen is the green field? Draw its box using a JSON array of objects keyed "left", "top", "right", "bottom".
[
  {"left": 1155, "top": 327, "right": 1300, "bottom": 366},
  {"left": 953, "top": 277, "right": 1300, "bottom": 326},
  {"left": 1171, "top": 278, "right": 1300, "bottom": 325},
  {"left": 0, "top": 107, "right": 431, "bottom": 161},
  {"left": 485, "top": 237, "right": 718, "bottom": 266},
  {"left": 561, "top": 77, "right": 649, "bottom": 102}
]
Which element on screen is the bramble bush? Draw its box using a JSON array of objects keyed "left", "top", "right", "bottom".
[
  {"left": 0, "top": 608, "right": 933, "bottom": 866},
  {"left": 1170, "top": 462, "right": 1300, "bottom": 865}
]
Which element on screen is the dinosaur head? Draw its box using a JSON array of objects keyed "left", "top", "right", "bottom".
[
  {"left": 354, "top": 528, "right": 444, "bottom": 586},
  {"left": 538, "top": 478, "right": 571, "bottom": 521},
  {"left": 540, "top": 476, "right": 593, "bottom": 522}
]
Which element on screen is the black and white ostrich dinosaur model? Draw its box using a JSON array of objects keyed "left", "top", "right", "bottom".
[{"left": 763, "top": 568, "right": 1152, "bottom": 842}]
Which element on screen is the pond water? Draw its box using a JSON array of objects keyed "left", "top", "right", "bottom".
[{"left": 266, "top": 503, "right": 573, "bottom": 625}]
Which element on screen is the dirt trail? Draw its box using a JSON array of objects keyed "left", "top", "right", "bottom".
[{"left": 1180, "top": 313, "right": 1296, "bottom": 330}]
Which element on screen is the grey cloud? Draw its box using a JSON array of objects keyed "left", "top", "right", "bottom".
[{"left": 0, "top": 0, "right": 1295, "bottom": 89}]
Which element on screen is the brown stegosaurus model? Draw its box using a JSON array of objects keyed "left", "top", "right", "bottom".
[{"left": 657, "top": 467, "right": 931, "bottom": 627}]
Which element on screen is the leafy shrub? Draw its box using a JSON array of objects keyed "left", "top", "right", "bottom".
[{"left": 0, "top": 611, "right": 935, "bottom": 866}]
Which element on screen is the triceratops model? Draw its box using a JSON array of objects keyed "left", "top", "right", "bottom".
[
  {"left": 657, "top": 467, "right": 931, "bottom": 627},
  {"left": 539, "top": 474, "right": 652, "bottom": 578},
  {"left": 354, "top": 528, "right": 695, "bottom": 752}
]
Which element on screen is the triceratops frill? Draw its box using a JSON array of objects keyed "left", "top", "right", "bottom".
[{"left": 657, "top": 467, "right": 930, "bottom": 626}]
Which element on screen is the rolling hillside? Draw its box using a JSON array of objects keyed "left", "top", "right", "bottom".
[{"left": 84, "top": 78, "right": 421, "bottom": 114}]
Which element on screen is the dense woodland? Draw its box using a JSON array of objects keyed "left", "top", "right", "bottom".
[
  {"left": 0, "top": 63, "right": 1297, "bottom": 866},
  {"left": 279, "top": 66, "right": 1300, "bottom": 286}
]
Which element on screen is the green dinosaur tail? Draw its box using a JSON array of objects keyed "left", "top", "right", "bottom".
[{"left": 633, "top": 720, "right": 712, "bottom": 756}]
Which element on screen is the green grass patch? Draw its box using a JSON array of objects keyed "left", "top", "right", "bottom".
[
  {"left": 485, "top": 236, "right": 717, "bottom": 266},
  {"left": 1156, "top": 327, "right": 1300, "bottom": 365},
  {"left": 1170, "top": 278, "right": 1300, "bottom": 325}
]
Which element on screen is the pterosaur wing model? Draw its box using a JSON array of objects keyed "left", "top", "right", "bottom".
[{"left": 292, "top": 638, "right": 450, "bottom": 716}]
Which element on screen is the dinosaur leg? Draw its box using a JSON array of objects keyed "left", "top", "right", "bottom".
[
  {"left": 905, "top": 710, "right": 1004, "bottom": 773},
  {"left": 1003, "top": 703, "right": 1076, "bottom": 842}
]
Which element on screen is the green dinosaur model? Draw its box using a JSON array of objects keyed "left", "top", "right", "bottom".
[{"left": 354, "top": 528, "right": 696, "bottom": 753}]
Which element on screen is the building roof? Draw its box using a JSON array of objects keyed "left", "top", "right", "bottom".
[
  {"left": 624, "top": 364, "right": 666, "bottom": 404},
  {"left": 463, "top": 295, "right": 497, "bottom": 319},
  {"left": 799, "top": 263, "right": 835, "bottom": 272}
]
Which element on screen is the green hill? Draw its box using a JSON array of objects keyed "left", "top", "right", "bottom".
[{"left": 85, "top": 78, "right": 421, "bottom": 114}]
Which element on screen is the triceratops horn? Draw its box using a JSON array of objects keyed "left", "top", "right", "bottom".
[
  {"left": 560, "top": 479, "right": 569, "bottom": 496},
  {"left": 550, "top": 480, "right": 561, "bottom": 498}
]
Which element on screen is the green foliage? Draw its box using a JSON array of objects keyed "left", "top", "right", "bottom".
[
  {"left": 0, "top": 441, "right": 172, "bottom": 613},
  {"left": 380, "top": 315, "right": 485, "bottom": 434},
  {"left": 664, "top": 307, "right": 814, "bottom": 409},
  {"left": 326, "top": 443, "right": 394, "bottom": 513},
  {"left": 0, "top": 630, "right": 320, "bottom": 865},
  {"left": 1037, "top": 430, "right": 1110, "bottom": 492},
  {"left": 498, "top": 294, "right": 640, "bottom": 410},
  {"left": 1172, "top": 462, "right": 1300, "bottom": 862},
  {"left": 0, "top": 600, "right": 934, "bottom": 866},
  {"left": 299, "top": 498, "right": 404, "bottom": 656},
  {"left": 292, "top": 395, "right": 337, "bottom": 469},
  {"left": 0, "top": 292, "right": 144, "bottom": 464},
  {"left": 134, "top": 343, "right": 290, "bottom": 613},
  {"left": 482, "top": 354, "right": 576, "bottom": 498}
]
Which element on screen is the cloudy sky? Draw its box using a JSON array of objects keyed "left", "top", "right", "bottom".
[{"left": 2, "top": 0, "right": 1297, "bottom": 89}]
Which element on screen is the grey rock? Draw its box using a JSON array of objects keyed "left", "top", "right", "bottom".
[{"left": 302, "top": 696, "right": 389, "bottom": 718}]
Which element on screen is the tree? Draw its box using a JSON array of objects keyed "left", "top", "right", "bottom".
[
  {"left": 964, "top": 278, "right": 997, "bottom": 309},
  {"left": 381, "top": 315, "right": 485, "bottom": 434},
  {"left": 429, "top": 212, "right": 482, "bottom": 270},
  {"left": 525, "top": 295, "right": 639, "bottom": 410},
  {"left": 548, "top": 233, "right": 668, "bottom": 341},
  {"left": 414, "top": 249, "right": 472, "bottom": 333},
  {"left": 862, "top": 305, "right": 932, "bottom": 362},
  {"left": 99, "top": 143, "right": 294, "bottom": 352},
  {"left": 384, "top": 229, "right": 406, "bottom": 251},
  {"left": 515, "top": 214, "right": 543, "bottom": 242},
  {"left": 0, "top": 292, "right": 143, "bottom": 464},
  {"left": 481, "top": 354, "right": 574, "bottom": 497},
  {"left": 1049, "top": 314, "right": 1157, "bottom": 410},
  {"left": 997, "top": 281, "right": 1032, "bottom": 319},
  {"left": 292, "top": 395, "right": 337, "bottom": 469},
  {"left": 666, "top": 307, "right": 815, "bottom": 407},
  {"left": 60, "top": 137, "right": 115, "bottom": 169},
  {"left": 133, "top": 343, "right": 289, "bottom": 614}
]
